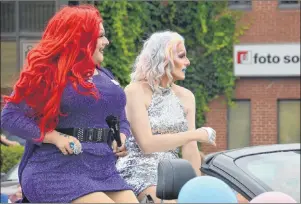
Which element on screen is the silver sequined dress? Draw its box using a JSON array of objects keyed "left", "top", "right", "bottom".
[{"left": 116, "top": 86, "right": 188, "bottom": 196}]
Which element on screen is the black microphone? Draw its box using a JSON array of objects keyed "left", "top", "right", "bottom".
[{"left": 105, "top": 115, "right": 122, "bottom": 147}]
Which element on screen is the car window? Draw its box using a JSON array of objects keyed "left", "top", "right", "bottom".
[{"left": 235, "top": 150, "right": 300, "bottom": 202}]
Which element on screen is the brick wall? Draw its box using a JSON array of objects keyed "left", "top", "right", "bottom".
[
  {"left": 238, "top": 0, "right": 300, "bottom": 43},
  {"left": 201, "top": 0, "right": 300, "bottom": 154}
]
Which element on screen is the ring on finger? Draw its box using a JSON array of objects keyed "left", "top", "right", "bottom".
[{"left": 69, "top": 141, "right": 82, "bottom": 155}]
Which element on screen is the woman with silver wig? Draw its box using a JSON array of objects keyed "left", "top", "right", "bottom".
[{"left": 116, "top": 31, "right": 217, "bottom": 202}]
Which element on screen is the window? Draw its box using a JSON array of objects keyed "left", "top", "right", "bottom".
[
  {"left": 1, "top": 41, "right": 18, "bottom": 89},
  {"left": 278, "top": 0, "right": 301, "bottom": 9},
  {"left": 68, "top": 1, "right": 79, "bottom": 6},
  {"left": 228, "top": 0, "right": 252, "bottom": 10},
  {"left": 79, "top": 1, "right": 95, "bottom": 5},
  {"left": 19, "top": 39, "right": 40, "bottom": 68},
  {"left": 228, "top": 100, "right": 251, "bottom": 149},
  {"left": 19, "top": 1, "right": 56, "bottom": 33},
  {"left": 235, "top": 151, "right": 300, "bottom": 202},
  {"left": 0, "top": 1, "right": 16, "bottom": 33},
  {"left": 278, "top": 100, "right": 300, "bottom": 144}
]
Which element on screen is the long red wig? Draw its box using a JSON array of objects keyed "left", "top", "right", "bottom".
[{"left": 3, "top": 5, "right": 102, "bottom": 142}]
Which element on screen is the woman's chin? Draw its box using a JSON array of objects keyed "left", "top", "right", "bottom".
[
  {"left": 97, "top": 55, "right": 104, "bottom": 64},
  {"left": 92, "top": 54, "right": 104, "bottom": 65},
  {"left": 174, "top": 74, "right": 186, "bottom": 81}
]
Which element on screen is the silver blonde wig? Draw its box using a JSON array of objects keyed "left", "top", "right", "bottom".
[{"left": 130, "top": 31, "right": 184, "bottom": 90}]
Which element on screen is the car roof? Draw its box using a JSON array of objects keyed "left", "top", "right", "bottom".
[
  {"left": 202, "top": 143, "right": 300, "bottom": 200},
  {"left": 222, "top": 143, "right": 300, "bottom": 159},
  {"left": 205, "top": 143, "right": 300, "bottom": 161}
]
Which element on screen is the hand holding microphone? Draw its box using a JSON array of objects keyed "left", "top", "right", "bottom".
[
  {"left": 106, "top": 115, "right": 127, "bottom": 157},
  {"left": 106, "top": 115, "right": 122, "bottom": 147}
]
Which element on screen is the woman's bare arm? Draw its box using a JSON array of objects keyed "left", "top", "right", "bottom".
[{"left": 179, "top": 88, "right": 202, "bottom": 176}]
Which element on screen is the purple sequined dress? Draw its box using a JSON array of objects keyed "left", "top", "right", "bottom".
[{"left": 1, "top": 68, "right": 132, "bottom": 203}]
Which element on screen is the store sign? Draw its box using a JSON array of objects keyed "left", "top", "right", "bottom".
[
  {"left": 20, "top": 39, "right": 39, "bottom": 68},
  {"left": 234, "top": 44, "right": 300, "bottom": 76}
]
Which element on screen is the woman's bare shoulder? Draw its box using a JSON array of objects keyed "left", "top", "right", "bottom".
[
  {"left": 124, "top": 81, "right": 153, "bottom": 99},
  {"left": 173, "top": 84, "right": 195, "bottom": 100}
]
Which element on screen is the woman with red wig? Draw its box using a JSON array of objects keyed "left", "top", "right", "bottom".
[{"left": 1, "top": 5, "right": 138, "bottom": 203}]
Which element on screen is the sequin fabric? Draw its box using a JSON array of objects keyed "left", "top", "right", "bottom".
[{"left": 116, "top": 86, "right": 188, "bottom": 196}]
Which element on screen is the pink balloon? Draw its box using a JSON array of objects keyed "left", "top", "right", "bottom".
[{"left": 250, "top": 192, "right": 297, "bottom": 203}]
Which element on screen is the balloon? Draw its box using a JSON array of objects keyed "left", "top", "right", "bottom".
[
  {"left": 250, "top": 192, "right": 297, "bottom": 203},
  {"left": 1, "top": 194, "right": 9, "bottom": 203},
  {"left": 178, "top": 176, "right": 238, "bottom": 203}
]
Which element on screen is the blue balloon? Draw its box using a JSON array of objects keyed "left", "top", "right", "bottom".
[
  {"left": 1, "top": 194, "right": 9, "bottom": 203},
  {"left": 178, "top": 176, "right": 238, "bottom": 203}
]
